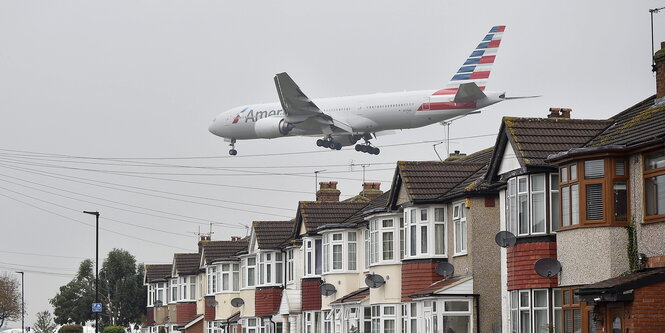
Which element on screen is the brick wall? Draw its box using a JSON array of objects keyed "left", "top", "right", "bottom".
[
  {"left": 146, "top": 307, "right": 154, "bottom": 326},
  {"left": 204, "top": 296, "right": 215, "bottom": 321},
  {"left": 507, "top": 241, "right": 558, "bottom": 290},
  {"left": 255, "top": 287, "right": 283, "bottom": 317},
  {"left": 647, "top": 255, "right": 665, "bottom": 268},
  {"left": 182, "top": 318, "right": 203, "bottom": 333},
  {"left": 401, "top": 259, "right": 446, "bottom": 301},
  {"left": 656, "top": 42, "right": 665, "bottom": 99},
  {"left": 175, "top": 303, "right": 198, "bottom": 325},
  {"left": 301, "top": 278, "right": 322, "bottom": 311},
  {"left": 624, "top": 279, "right": 665, "bottom": 332}
]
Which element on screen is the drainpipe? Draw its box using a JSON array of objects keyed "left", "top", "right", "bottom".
[{"left": 475, "top": 294, "right": 481, "bottom": 333}]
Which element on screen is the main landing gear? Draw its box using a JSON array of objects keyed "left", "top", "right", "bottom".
[
  {"left": 355, "top": 143, "right": 380, "bottom": 155},
  {"left": 316, "top": 137, "right": 342, "bottom": 150},
  {"left": 228, "top": 139, "right": 238, "bottom": 156}
]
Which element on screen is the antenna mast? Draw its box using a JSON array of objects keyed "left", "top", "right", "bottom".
[{"left": 650, "top": 7, "right": 665, "bottom": 72}]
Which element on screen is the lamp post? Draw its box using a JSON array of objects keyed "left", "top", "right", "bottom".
[
  {"left": 15, "top": 271, "right": 23, "bottom": 333},
  {"left": 83, "top": 211, "right": 100, "bottom": 333}
]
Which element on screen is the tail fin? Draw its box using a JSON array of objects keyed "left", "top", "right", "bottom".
[{"left": 434, "top": 25, "right": 505, "bottom": 96}]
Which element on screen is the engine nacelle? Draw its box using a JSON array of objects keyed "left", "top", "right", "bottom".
[
  {"left": 254, "top": 117, "right": 293, "bottom": 139},
  {"left": 331, "top": 134, "right": 360, "bottom": 146}
]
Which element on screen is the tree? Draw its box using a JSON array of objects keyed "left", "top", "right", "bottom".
[
  {"left": 0, "top": 273, "right": 21, "bottom": 328},
  {"left": 50, "top": 259, "right": 95, "bottom": 325},
  {"left": 98, "top": 249, "right": 145, "bottom": 327},
  {"left": 33, "top": 310, "right": 58, "bottom": 333}
]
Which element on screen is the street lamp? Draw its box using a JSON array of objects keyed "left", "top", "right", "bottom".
[
  {"left": 15, "top": 271, "right": 23, "bottom": 333},
  {"left": 83, "top": 211, "right": 100, "bottom": 333}
]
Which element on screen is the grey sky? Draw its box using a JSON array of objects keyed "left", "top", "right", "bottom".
[{"left": 1, "top": 0, "right": 663, "bottom": 327}]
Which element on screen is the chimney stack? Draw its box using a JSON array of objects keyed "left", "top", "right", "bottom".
[
  {"left": 198, "top": 234, "right": 211, "bottom": 254},
  {"left": 445, "top": 150, "right": 467, "bottom": 161},
  {"left": 230, "top": 236, "right": 241, "bottom": 241},
  {"left": 655, "top": 41, "right": 665, "bottom": 102},
  {"left": 360, "top": 182, "right": 383, "bottom": 200},
  {"left": 316, "top": 181, "right": 341, "bottom": 202},
  {"left": 547, "top": 108, "right": 572, "bottom": 119}
]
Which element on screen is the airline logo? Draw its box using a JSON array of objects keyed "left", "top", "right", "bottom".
[{"left": 232, "top": 107, "right": 249, "bottom": 124}]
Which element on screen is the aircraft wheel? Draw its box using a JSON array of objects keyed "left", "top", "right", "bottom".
[
  {"left": 333, "top": 142, "right": 342, "bottom": 150},
  {"left": 355, "top": 144, "right": 362, "bottom": 151},
  {"left": 316, "top": 139, "right": 324, "bottom": 147},
  {"left": 229, "top": 149, "right": 238, "bottom": 156},
  {"left": 372, "top": 147, "right": 380, "bottom": 155},
  {"left": 360, "top": 145, "right": 369, "bottom": 153},
  {"left": 322, "top": 140, "right": 331, "bottom": 148}
]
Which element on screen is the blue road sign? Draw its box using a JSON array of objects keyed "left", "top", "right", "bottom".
[{"left": 92, "top": 303, "right": 102, "bottom": 313}]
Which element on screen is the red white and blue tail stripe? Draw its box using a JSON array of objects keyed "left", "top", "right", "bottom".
[{"left": 433, "top": 25, "right": 505, "bottom": 96}]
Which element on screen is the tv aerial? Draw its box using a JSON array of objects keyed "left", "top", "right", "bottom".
[
  {"left": 534, "top": 258, "right": 562, "bottom": 278},
  {"left": 364, "top": 274, "right": 385, "bottom": 288},
  {"left": 230, "top": 297, "right": 245, "bottom": 307},
  {"left": 319, "top": 283, "right": 337, "bottom": 296},
  {"left": 495, "top": 231, "right": 517, "bottom": 248},
  {"left": 435, "top": 262, "right": 455, "bottom": 278}
]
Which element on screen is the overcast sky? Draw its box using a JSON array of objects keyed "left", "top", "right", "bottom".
[{"left": 1, "top": 0, "right": 664, "bottom": 327}]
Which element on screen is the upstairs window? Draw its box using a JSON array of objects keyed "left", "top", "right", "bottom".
[
  {"left": 258, "top": 251, "right": 283, "bottom": 286},
  {"left": 206, "top": 266, "right": 217, "bottom": 295},
  {"left": 155, "top": 282, "right": 166, "bottom": 304},
  {"left": 220, "top": 263, "right": 240, "bottom": 291},
  {"left": 241, "top": 257, "right": 256, "bottom": 288},
  {"left": 323, "top": 231, "right": 358, "bottom": 273},
  {"left": 179, "top": 276, "right": 196, "bottom": 301},
  {"left": 303, "top": 238, "right": 322, "bottom": 277},
  {"left": 506, "top": 173, "right": 556, "bottom": 236},
  {"left": 286, "top": 249, "right": 295, "bottom": 284},
  {"left": 645, "top": 150, "right": 665, "bottom": 223},
  {"left": 560, "top": 158, "right": 629, "bottom": 228},
  {"left": 170, "top": 278, "right": 179, "bottom": 302},
  {"left": 404, "top": 206, "right": 446, "bottom": 259},
  {"left": 453, "top": 202, "right": 467, "bottom": 255},
  {"left": 368, "top": 217, "right": 399, "bottom": 266}
]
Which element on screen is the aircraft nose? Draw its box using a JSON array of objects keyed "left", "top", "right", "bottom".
[{"left": 208, "top": 120, "right": 224, "bottom": 137}]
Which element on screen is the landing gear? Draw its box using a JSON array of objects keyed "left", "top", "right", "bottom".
[
  {"left": 316, "top": 137, "right": 342, "bottom": 150},
  {"left": 228, "top": 139, "right": 238, "bottom": 156},
  {"left": 355, "top": 142, "right": 380, "bottom": 155}
]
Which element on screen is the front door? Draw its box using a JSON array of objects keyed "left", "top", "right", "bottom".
[{"left": 606, "top": 303, "right": 625, "bottom": 333}]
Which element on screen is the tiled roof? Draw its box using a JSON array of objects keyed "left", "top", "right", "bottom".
[
  {"left": 253, "top": 220, "right": 296, "bottom": 250},
  {"left": 145, "top": 264, "right": 172, "bottom": 282},
  {"left": 503, "top": 117, "right": 613, "bottom": 167},
  {"left": 226, "top": 311, "right": 240, "bottom": 323},
  {"left": 441, "top": 148, "right": 495, "bottom": 200},
  {"left": 396, "top": 161, "right": 486, "bottom": 201},
  {"left": 202, "top": 240, "right": 248, "bottom": 264},
  {"left": 330, "top": 287, "right": 370, "bottom": 304},
  {"left": 577, "top": 268, "right": 665, "bottom": 294},
  {"left": 340, "top": 190, "right": 392, "bottom": 227},
  {"left": 586, "top": 95, "right": 664, "bottom": 148},
  {"left": 297, "top": 201, "right": 369, "bottom": 233},
  {"left": 410, "top": 276, "right": 468, "bottom": 298},
  {"left": 173, "top": 253, "right": 201, "bottom": 275}
]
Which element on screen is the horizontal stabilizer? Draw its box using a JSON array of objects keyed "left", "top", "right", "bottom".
[
  {"left": 454, "top": 82, "right": 487, "bottom": 103},
  {"left": 504, "top": 95, "right": 541, "bottom": 100}
]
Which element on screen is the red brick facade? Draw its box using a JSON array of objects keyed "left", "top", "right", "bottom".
[
  {"left": 204, "top": 296, "right": 215, "bottom": 321},
  {"left": 146, "top": 307, "right": 155, "bottom": 326},
  {"left": 182, "top": 317, "right": 203, "bottom": 333},
  {"left": 175, "top": 303, "right": 198, "bottom": 325},
  {"left": 647, "top": 255, "right": 665, "bottom": 268},
  {"left": 593, "top": 280, "right": 665, "bottom": 333},
  {"left": 301, "top": 278, "right": 322, "bottom": 311},
  {"left": 255, "top": 287, "right": 283, "bottom": 317},
  {"left": 507, "top": 241, "right": 558, "bottom": 290},
  {"left": 401, "top": 259, "right": 446, "bottom": 301}
]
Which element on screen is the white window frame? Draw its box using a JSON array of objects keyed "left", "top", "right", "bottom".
[
  {"left": 322, "top": 230, "right": 359, "bottom": 273},
  {"left": 219, "top": 262, "right": 240, "bottom": 292},
  {"left": 368, "top": 215, "right": 400, "bottom": 266},
  {"left": 206, "top": 266, "right": 217, "bottom": 295},
  {"left": 303, "top": 237, "right": 323, "bottom": 278},
  {"left": 550, "top": 174, "right": 560, "bottom": 231},
  {"left": 169, "top": 278, "right": 178, "bottom": 303},
  {"left": 241, "top": 256, "right": 256, "bottom": 289},
  {"left": 179, "top": 276, "right": 196, "bottom": 301},
  {"left": 155, "top": 282, "right": 166, "bottom": 304},
  {"left": 257, "top": 251, "right": 283, "bottom": 287},
  {"left": 148, "top": 284, "right": 155, "bottom": 307},
  {"left": 286, "top": 248, "right": 295, "bottom": 284},
  {"left": 506, "top": 173, "right": 556, "bottom": 236},
  {"left": 453, "top": 202, "right": 467, "bottom": 256},
  {"left": 403, "top": 206, "right": 447, "bottom": 260},
  {"left": 530, "top": 174, "right": 547, "bottom": 234},
  {"left": 510, "top": 289, "right": 554, "bottom": 333}
]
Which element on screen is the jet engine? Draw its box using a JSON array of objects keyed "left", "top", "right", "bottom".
[{"left": 254, "top": 117, "right": 294, "bottom": 139}]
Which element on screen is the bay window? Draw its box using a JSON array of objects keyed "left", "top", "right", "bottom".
[
  {"left": 220, "top": 263, "right": 240, "bottom": 291},
  {"left": 180, "top": 276, "right": 196, "bottom": 301},
  {"left": 241, "top": 256, "right": 256, "bottom": 288},
  {"left": 404, "top": 206, "right": 447, "bottom": 259},
  {"left": 304, "top": 238, "right": 322, "bottom": 277},
  {"left": 258, "top": 251, "right": 283, "bottom": 286},
  {"left": 645, "top": 150, "right": 665, "bottom": 222},
  {"left": 207, "top": 266, "right": 217, "bottom": 295},
  {"left": 510, "top": 288, "right": 561, "bottom": 333},
  {"left": 560, "top": 158, "right": 629, "bottom": 227},
  {"left": 155, "top": 282, "right": 166, "bottom": 304},
  {"left": 453, "top": 203, "right": 467, "bottom": 255},
  {"left": 506, "top": 173, "right": 558, "bottom": 235},
  {"left": 323, "top": 231, "right": 358, "bottom": 273}
]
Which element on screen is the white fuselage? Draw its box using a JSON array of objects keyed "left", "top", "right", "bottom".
[{"left": 209, "top": 89, "right": 504, "bottom": 140}]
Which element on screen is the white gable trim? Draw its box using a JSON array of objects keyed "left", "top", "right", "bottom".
[{"left": 498, "top": 141, "right": 521, "bottom": 175}]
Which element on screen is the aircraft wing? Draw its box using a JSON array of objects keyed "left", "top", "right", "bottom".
[{"left": 274, "top": 72, "right": 353, "bottom": 134}]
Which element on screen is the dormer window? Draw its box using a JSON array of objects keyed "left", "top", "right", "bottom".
[{"left": 559, "top": 158, "right": 629, "bottom": 228}]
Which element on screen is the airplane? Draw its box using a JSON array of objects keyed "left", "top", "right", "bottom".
[{"left": 209, "top": 26, "right": 508, "bottom": 156}]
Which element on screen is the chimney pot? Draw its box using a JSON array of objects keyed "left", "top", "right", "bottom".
[
  {"left": 317, "top": 181, "right": 341, "bottom": 202},
  {"left": 230, "top": 236, "right": 240, "bottom": 241},
  {"left": 360, "top": 182, "right": 383, "bottom": 200}
]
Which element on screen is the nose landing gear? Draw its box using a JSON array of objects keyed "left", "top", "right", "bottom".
[
  {"left": 228, "top": 139, "right": 238, "bottom": 156},
  {"left": 316, "top": 137, "right": 342, "bottom": 150}
]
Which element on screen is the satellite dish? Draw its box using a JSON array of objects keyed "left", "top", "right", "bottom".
[
  {"left": 230, "top": 297, "right": 245, "bottom": 307},
  {"left": 534, "top": 258, "right": 562, "bottom": 278},
  {"left": 364, "top": 274, "right": 385, "bottom": 288},
  {"left": 495, "top": 231, "right": 517, "bottom": 248},
  {"left": 206, "top": 299, "right": 218, "bottom": 307},
  {"left": 319, "top": 283, "right": 337, "bottom": 296},
  {"left": 435, "top": 262, "right": 455, "bottom": 278}
]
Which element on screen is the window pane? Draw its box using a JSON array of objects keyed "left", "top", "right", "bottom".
[
  {"left": 315, "top": 239, "right": 322, "bottom": 275},
  {"left": 442, "top": 316, "right": 469, "bottom": 333},
  {"left": 554, "top": 289, "right": 562, "bottom": 307},
  {"left": 445, "top": 301, "right": 469, "bottom": 311},
  {"left": 435, "top": 208, "right": 445, "bottom": 222},
  {"left": 520, "top": 311, "right": 531, "bottom": 333},
  {"left": 533, "top": 290, "right": 547, "bottom": 307},
  {"left": 518, "top": 192, "right": 529, "bottom": 234},
  {"left": 571, "top": 185, "right": 579, "bottom": 225},
  {"left": 571, "top": 164, "right": 577, "bottom": 180},
  {"left": 518, "top": 177, "right": 527, "bottom": 192},
  {"left": 584, "top": 160, "right": 604, "bottom": 179},
  {"left": 561, "top": 167, "right": 568, "bottom": 182},
  {"left": 615, "top": 161, "right": 625, "bottom": 176},
  {"left": 573, "top": 309, "right": 581, "bottom": 333},
  {"left": 332, "top": 233, "right": 342, "bottom": 241},
  {"left": 420, "top": 209, "right": 428, "bottom": 221},
  {"left": 586, "top": 183, "right": 603, "bottom": 220},
  {"left": 531, "top": 174, "right": 545, "bottom": 191},
  {"left": 420, "top": 226, "right": 428, "bottom": 254},
  {"left": 410, "top": 209, "right": 416, "bottom": 224},
  {"left": 646, "top": 175, "right": 665, "bottom": 216},
  {"left": 332, "top": 244, "right": 342, "bottom": 270},
  {"left": 348, "top": 231, "right": 356, "bottom": 241},
  {"left": 562, "top": 187, "right": 570, "bottom": 227},
  {"left": 348, "top": 243, "right": 356, "bottom": 270},
  {"left": 410, "top": 225, "right": 416, "bottom": 256},
  {"left": 382, "top": 219, "right": 393, "bottom": 228},
  {"left": 551, "top": 174, "right": 559, "bottom": 191},
  {"left": 383, "top": 232, "right": 394, "bottom": 260},
  {"left": 614, "top": 181, "right": 628, "bottom": 221},
  {"left": 532, "top": 192, "right": 545, "bottom": 233},
  {"left": 646, "top": 151, "right": 665, "bottom": 170},
  {"left": 435, "top": 224, "right": 445, "bottom": 255},
  {"left": 534, "top": 309, "right": 548, "bottom": 333},
  {"left": 552, "top": 189, "right": 561, "bottom": 231}
]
